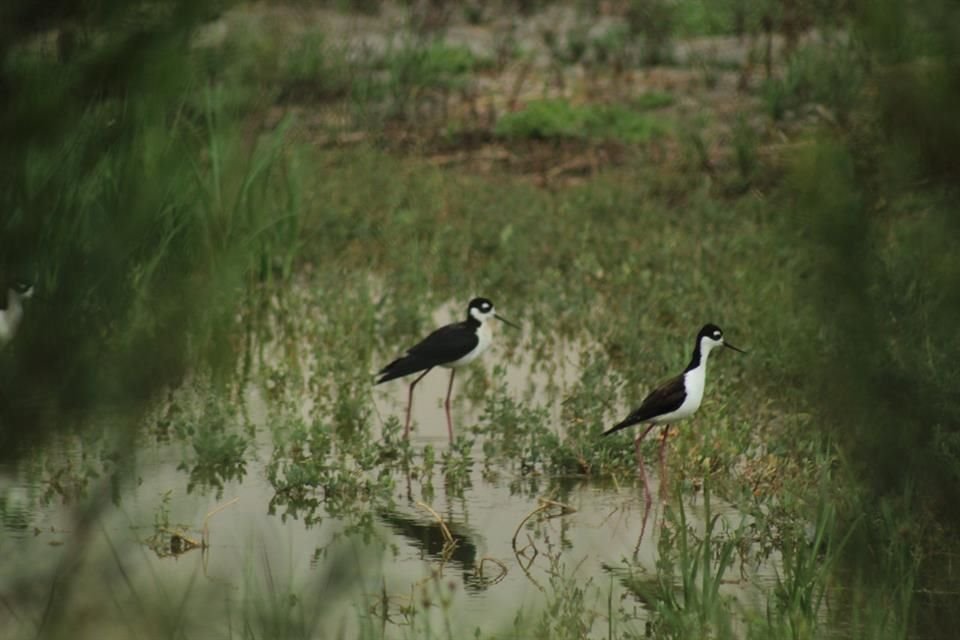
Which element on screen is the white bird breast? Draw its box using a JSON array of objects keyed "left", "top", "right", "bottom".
[
  {"left": 675, "top": 365, "right": 706, "bottom": 418},
  {"left": 649, "top": 364, "right": 707, "bottom": 424}
]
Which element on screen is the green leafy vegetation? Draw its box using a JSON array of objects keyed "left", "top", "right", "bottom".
[
  {"left": 278, "top": 32, "right": 355, "bottom": 101},
  {"left": 634, "top": 90, "right": 676, "bottom": 111},
  {"left": 763, "top": 41, "right": 865, "bottom": 122},
  {"left": 0, "top": 2, "right": 302, "bottom": 450},
  {"left": 495, "top": 99, "right": 668, "bottom": 142}
]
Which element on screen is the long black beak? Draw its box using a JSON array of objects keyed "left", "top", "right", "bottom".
[
  {"left": 495, "top": 313, "right": 520, "bottom": 330},
  {"left": 723, "top": 341, "right": 746, "bottom": 354}
]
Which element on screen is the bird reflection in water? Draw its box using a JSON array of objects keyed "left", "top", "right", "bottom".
[{"left": 377, "top": 509, "right": 504, "bottom": 592}]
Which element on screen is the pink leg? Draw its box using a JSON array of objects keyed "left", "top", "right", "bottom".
[
  {"left": 444, "top": 369, "right": 456, "bottom": 443},
  {"left": 634, "top": 423, "right": 658, "bottom": 545},
  {"left": 659, "top": 424, "right": 670, "bottom": 497},
  {"left": 404, "top": 368, "right": 432, "bottom": 439},
  {"left": 633, "top": 423, "right": 658, "bottom": 508}
]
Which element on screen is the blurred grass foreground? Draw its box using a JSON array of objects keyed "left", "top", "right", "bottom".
[
  {"left": 1, "top": 0, "right": 300, "bottom": 441},
  {"left": 3, "top": 0, "right": 960, "bottom": 638}
]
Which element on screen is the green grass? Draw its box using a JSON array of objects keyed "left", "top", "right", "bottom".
[
  {"left": 278, "top": 32, "right": 355, "bottom": 101},
  {"left": 1, "top": 21, "right": 303, "bottom": 450},
  {"left": 634, "top": 90, "right": 676, "bottom": 111},
  {"left": 494, "top": 99, "right": 669, "bottom": 143},
  {"left": 763, "top": 42, "right": 865, "bottom": 122},
  {"left": 672, "top": 0, "right": 763, "bottom": 37}
]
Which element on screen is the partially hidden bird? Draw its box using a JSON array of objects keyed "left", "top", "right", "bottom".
[{"left": 0, "top": 280, "right": 34, "bottom": 348}]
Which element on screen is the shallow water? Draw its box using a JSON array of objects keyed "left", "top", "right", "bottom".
[
  {"left": 0, "top": 417, "right": 777, "bottom": 638},
  {"left": 0, "top": 303, "right": 780, "bottom": 638}
]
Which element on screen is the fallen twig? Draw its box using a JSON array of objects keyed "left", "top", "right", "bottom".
[
  {"left": 415, "top": 501, "right": 453, "bottom": 546},
  {"left": 476, "top": 557, "right": 508, "bottom": 585},
  {"left": 511, "top": 498, "right": 576, "bottom": 550},
  {"left": 511, "top": 502, "right": 549, "bottom": 550},
  {"left": 202, "top": 496, "right": 240, "bottom": 546},
  {"left": 415, "top": 500, "right": 458, "bottom": 572}
]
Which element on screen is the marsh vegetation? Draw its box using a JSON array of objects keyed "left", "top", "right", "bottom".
[{"left": 2, "top": 0, "right": 960, "bottom": 638}]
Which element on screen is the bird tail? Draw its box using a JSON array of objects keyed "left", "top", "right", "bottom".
[
  {"left": 375, "top": 355, "right": 429, "bottom": 385},
  {"left": 602, "top": 417, "right": 638, "bottom": 437}
]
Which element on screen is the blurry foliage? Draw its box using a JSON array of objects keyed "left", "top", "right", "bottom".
[
  {"left": 791, "top": 0, "right": 960, "bottom": 516},
  {"left": 783, "top": 0, "right": 960, "bottom": 629},
  {"left": 270, "top": 33, "right": 486, "bottom": 126},
  {"left": 731, "top": 114, "right": 758, "bottom": 188},
  {"left": 171, "top": 387, "right": 250, "bottom": 496},
  {"left": 633, "top": 90, "right": 675, "bottom": 111},
  {"left": 0, "top": 0, "right": 300, "bottom": 455},
  {"left": 278, "top": 33, "right": 355, "bottom": 102},
  {"left": 380, "top": 40, "right": 485, "bottom": 120},
  {"left": 495, "top": 99, "right": 668, "bottom": 143},
  {"left": 763, "top": 40, "right": 864, "bottom": 122},
  {"left": 624, "top": 0, "right": 676, "bottom": 65}
]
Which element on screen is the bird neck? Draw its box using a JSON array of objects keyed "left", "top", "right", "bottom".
[
  {"left": 684, "top": 340, "right": 711, "bottom": 374},
  {"left": 465, "top": 313, "right": 482, "bottom": 329}
]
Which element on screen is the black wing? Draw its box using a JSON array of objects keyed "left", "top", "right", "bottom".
[
  {"left": 603, "top": 374, "right": 686, "bottom": 436},
  {"left": 375, "top": 322, "right": 478, "bottom": 384}
]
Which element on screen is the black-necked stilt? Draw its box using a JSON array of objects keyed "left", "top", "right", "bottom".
[
  {"left": 0, "top": 280, "right": 34, "bottom": 348},
  {"left": 604, "top": 323, "right": 744, "bottom": 507},
  {"left": 376, "top": 297, "right": 519, "bottom": 442}
]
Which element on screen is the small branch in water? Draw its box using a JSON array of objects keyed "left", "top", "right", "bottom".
[
  {"left": 162, "top": 527, "right": 202, "bottom": 554},
  {"left": 509, "top": 497, "right": 576, "bottom": 593},
  {"left": 415, "top": 500, "right": 453, "bottom": 545},
  {"left": 512, "top": 502, "right": 549, "bottom": 550},
  {"left": 511, "top": 497, "right": 575, "bottom": 550},
  {"left": 537, "top": 497, "right": 576, "bottom": 514},
  {"left": 202, "top": 496, "right": 240, "bottom": 547},
  {"left": 415, "top": 500, "right": 458, "bottom": 571},
  {"left": 476, "top": 557, "right": 508, "bottom": 585},
  {"left": 513, "top": 533, "right": 544, "bottom": 594}
]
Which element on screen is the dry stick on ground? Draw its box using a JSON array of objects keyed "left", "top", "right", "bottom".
[{"left": 545, "top": 155, "right": 598, "bottom": 183}]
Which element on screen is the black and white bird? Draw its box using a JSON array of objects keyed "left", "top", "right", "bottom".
[
  {"left": 604, "top": 323, "right": 744, "bottom": 507},
  {"left": 376, "top": 297, "right": 519, "bottom": 442},
  {"left": 0, "top": 280, "right": 34, "bottom": 348}
]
